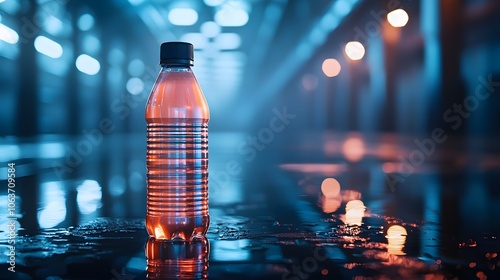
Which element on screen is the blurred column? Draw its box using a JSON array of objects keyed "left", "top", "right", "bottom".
[
  {"left": 16, "top": 0, "right": 38, "bottom": 137},
  {"left": 381, "top": 21, "right": 398, "bottom": 132},
  {"left": 439, "top": 0, "right": 465, "bottom": 132},
  {"left": 439, "top": 0, "right": 464, "bottom": 256},
  {"left": 422, "top": 0, "right": 464, "bottom": 258},
  {"left": 18, "top": 174, "right": 39, "bottom": 234},
  {"left": 364, "top": 35, "right": 385, "bottom": 133},
  {"left": 325, "top": 75, "right": 335, "bottom": 130},
  {"left": 420, "top": 0, "right": 441, "bottom": 132},
  {"left": 421, "top": 0, "right": 465, "bottom": 131},
  {"left": 332, "top": 65, "right": 349, "bottom": 132},
  {"left": 348, "top": 62, "right": 359, "bottom": 131},
  {"left": 67, "top": 2, "right": 81, "bottom": 135},
  {"left": 98, "top": 21, "right": 111, "bottom": 217},
  {"left": 420, "top": 176, "right": 441, "bottom": 258}
]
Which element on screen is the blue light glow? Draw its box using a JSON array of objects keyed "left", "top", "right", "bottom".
[
  {"left": 126, "top": 77, "right": 144, "bottom": 95},
  {"left": 76, "top": 54, "right": 100, "bottom": 75},
  {"left": 212, "top": 240, "right": 251, "bottom": 261},
  {"left": 128, "top": 0, "right": 144, "bottom": 5},
  {"left": 214, "top": 33, "right": 241, "bottom": 50},
  {"left": 126, "top": 257, "right": 145, "bottom": 271},
  {"left": 107, "top": 66, "right": 123, "bottom": 85},
  {"left": 109, "top": 175, "right": 126, "bottom": 196},
  {"left": 78, "top": 14, "right": 94, "bottom": 31},
  {"left": 168, "top": 8, "right": 198, "bottom": 26},
  {"left": 215, "top": 5, "right": 249, "bottom": 27},
  {"left": 333, "top": 0, "right": 351, "bottom": 16},
  {"left": 0, "top": 145, "right": 20, "bottom": 162},
  {"left": 82, "top": 34, "right": 100, "bottom": 54},
  {"left": 180, "top": 33, "right": 208, "bottom": 49},
  {"left": 0, "top": 0, "right": 20, "bottom": 14},
  {"left": 0, "top": 23, "right": 19, "bottom": 44},
  {"left": 38, "top": 143, "right": 65, "bottom": 159},
  {"left": 34, "top": 36, "right": 63, "bottom": 58},
  {"left": 203, "top": 0, "right": 224, "bottom": 7},
  {"left": 128, "top": 59, "right": 145, "bottom": 77},
  {"left": 320, "top": 14, "right": 339, "bottom": 32},
  {"left": 76, "top": 180, "right": 102, "bottom": 214},
  {"left": 201, "top": 21, "right": 221, "bottom": 38},
  {"left": 38, "top": 182, "right": 67, "bottom": 229},
  {"left": 108, "top": 48, "right": 125, "bottom": 66},
  {"left": 44, "top": 15, "right": 64, "bottom": 35}
]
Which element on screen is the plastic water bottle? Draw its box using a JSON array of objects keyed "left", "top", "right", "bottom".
[
  {"left": 145, "top": 42, "right": 210, "bottom": 241},
  {"left": 146, "top": 237, "right": 209, "bottom": 279}
]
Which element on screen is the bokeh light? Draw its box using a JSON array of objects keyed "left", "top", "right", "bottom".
[
  {"left": 34, "top": 36, "right": 63, "bottom": 58},
  {"left": 76, "top": 54, "right": 100, "bottom": 75},
  {"left": 82, "top": 34, "right": 100, "bottom": 54},
  {"left": 126, "top": 77, "right": 144, "bottom": 95},
  {"left": 0, "top": 23, "right": 19, "bottom": 44},
  {"left": 321, "top": 178, "right": 341, "bottom": 198},
  {"left": 77, "top": 14, "right": 95, "bottom": 31},
  {"left": 203, "top": 0, "right": 225, "bottom": 7},
  {"left": 333, "top": 0, "right": 351, "bottom": 17},
  {"left": 128, "top": 59, "right": 145, "bottom": 77},
  {"left": 168, "top": 8, "right": 198, "bottom": 26},
  {"left": 37, "top": 182, "right": 67, "bottom": 229},
  {"left": 387, "top": 9, "right": 409, "bottom": 28},
  {"left": 386, "top": 225, "right": 408, "bottom": 255},
  {"left": 214, "top": 33, "right": 241, "bottom": 50},
  {"left": 128, "top": 0, "right": 144, "bottom": 5},
  {"left": 342, "top": 135, "right": 365, "bottom": 162},
  {"left": 76, "top": 180, "right": 102, "bottom": 215},
  {"left": 321, "top": 195, "right": 341, "bottom": 214},
  {"left": 215, "top": 5, "right": 249, "bottom": 27},
  {"left": 180, "top": 33, "right": 208, "bottom": 49},
  {"left": 345, "top": 200, "right": 366, "bottom": 226},
  {"left": 201, "top": 21, "right": 221, "bottom": 38},
  {"left": 322, "top": 58, "right": 341, "bottom": 77},
  {"left": 344, "top": 41, "right": 365, "bottom": 60},
  {"left": 44, "top": 15, "right": 64, "bottom": 36},
  {"left": 301, "top": 74, "right": 318, "bottom": 91}
]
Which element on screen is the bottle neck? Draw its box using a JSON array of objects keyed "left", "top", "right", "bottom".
[{"left": 160, "top": 65, "right": 192, "bottom": 72}]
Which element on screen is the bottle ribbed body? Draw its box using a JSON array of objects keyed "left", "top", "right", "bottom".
[
  {"left": 146, "top": 119, "right": 209, "bottom": 240},
  {"left": 145, "top": 64, "right": 210, "bottom": 241}
]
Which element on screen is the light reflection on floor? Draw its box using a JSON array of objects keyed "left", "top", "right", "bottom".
[{"left": 0, "top": 131, "right": 499, "bottom": 279}]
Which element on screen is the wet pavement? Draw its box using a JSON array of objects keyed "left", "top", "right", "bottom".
[{"left": 1, "top": 131, "right": 500, "bottom": 279}]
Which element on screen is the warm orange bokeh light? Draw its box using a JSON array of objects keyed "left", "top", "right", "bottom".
[
  {"left": 387, "top": 9, "right": 409, "bottom": 28},
  {"left": 344, "top": 41, "right": 365, "bottom": 60},
  {"left": 342, "top": 136, "right": 365, "bottom": 162},
  {"left": 386, "top": 225, "right": 408, "bottom": 255},
  {"left": 321, "top": 178, "right": 341, "bottom": 198},
  {"left": 322, "top": 58, "right": 341, "bottom": 77},
  {"left": 344, "top": 200, "right": 366, "bottom": 226}
]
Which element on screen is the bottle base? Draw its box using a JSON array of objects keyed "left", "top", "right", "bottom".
[{"left": 146, "top": 215, "right": 209, "bottom": 241}]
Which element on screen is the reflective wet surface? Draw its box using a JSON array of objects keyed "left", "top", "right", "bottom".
[{"left": 1, "top": 131, "right": 500, "bottom": 279}]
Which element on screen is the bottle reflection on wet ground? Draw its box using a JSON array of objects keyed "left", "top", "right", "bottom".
[{"left": 146, "top": 237, "right": 209, "bottom": 279}]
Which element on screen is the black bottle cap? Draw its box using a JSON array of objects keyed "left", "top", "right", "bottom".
[{"left": 160, "top": 42, "right": 194, "bottom": 66}]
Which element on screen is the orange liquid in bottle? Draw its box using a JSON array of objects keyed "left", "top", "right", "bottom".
[{"left": 145, "top": 47, "right": 210, "bottom": 241}]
